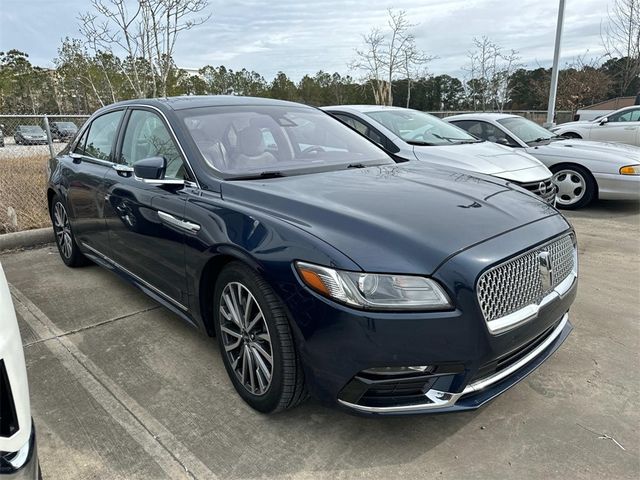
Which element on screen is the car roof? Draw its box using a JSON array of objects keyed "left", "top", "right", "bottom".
[
  {"left": 321, "top": 105, "right": 422, "bottom": 114},
  {"left": 445, "top": 113, "right": 520, "bottom": 121},
  {"left": 106, "top": 95, "right": 309, "bottom": 112}
]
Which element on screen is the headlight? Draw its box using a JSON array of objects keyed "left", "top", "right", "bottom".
[
  {"left": 295, "top": 261, "right": 451, "bottom": 310},
  {"left": 620, "top": 165, "right": 640, "bottom": 175}
]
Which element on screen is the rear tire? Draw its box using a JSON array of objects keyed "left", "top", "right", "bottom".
[
  {"left": 213, "top": 262, "right": 307, "bottom": 413},
  {"left": 552, "top": 165, "right": 596, "bottom": 210},
  {"left": 50, "top": 195, "right": 90, "bottom": 267}
]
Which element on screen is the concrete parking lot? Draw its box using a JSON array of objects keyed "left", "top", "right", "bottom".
[{"left": 1, "top": 201, "right": 638, "bottom": 480}]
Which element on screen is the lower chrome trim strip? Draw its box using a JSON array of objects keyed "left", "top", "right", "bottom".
[
  {"left": 338, "top": 313, "right": 569, "bottom": 414},
  {"left": 81, "top": 243, "right": 188, "bottom": 311}
]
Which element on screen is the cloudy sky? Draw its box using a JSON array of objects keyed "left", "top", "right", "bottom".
[{"left": 0, "top": 0, "right": 612, "bottom": 80}]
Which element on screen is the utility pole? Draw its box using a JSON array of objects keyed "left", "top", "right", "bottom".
[{"left": 545, "top": 0, "right": 565, "bottom": 128}]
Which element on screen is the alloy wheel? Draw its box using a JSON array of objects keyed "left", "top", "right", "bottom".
[
  {"left": 53, "top": 202, "right": 73, "bottom": 259},
  {"left": 553, "top": 169, "right": 585, "bottom": 206},
  {"left": 219, "top": 282, "right": 274, "bottom": 396}
]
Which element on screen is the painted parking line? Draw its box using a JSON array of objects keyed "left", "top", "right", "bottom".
[{"left": 10, "top": 284, "right": 218, "bottom": 480}]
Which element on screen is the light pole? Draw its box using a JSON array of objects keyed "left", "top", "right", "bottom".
[{"left": 545, "top": 0, "right": 566, "bottom": 128}]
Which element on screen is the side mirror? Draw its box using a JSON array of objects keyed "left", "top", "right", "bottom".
[
  {"left": 134, "top": 156, "right": 166, "bottom": 180},
  {"left": 599, "top": 117, "right": 609, "bottom": 125}
]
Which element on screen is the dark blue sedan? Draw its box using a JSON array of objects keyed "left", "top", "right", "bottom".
[{"left": 46, "top": 96, "right": 577, "bottom": 415}]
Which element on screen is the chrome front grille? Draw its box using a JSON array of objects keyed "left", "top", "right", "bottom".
[
  {"left": 517, "top": 178, "right": 556, "bottom": 204},
  {"left": 477, "top": 235, "right": 576, "bottom": 324}
]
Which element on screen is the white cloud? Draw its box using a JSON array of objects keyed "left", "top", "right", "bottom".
[{"left": 0, "top": 0, "right": 612, "bottom": 80}]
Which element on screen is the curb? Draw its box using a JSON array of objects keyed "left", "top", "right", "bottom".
[{"left": 0, "top": 228, "right": 55, "bottom": 252}]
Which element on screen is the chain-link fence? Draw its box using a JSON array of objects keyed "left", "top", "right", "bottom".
[{"left": 0, "top": 115, "right": 90, "bottom": 234}]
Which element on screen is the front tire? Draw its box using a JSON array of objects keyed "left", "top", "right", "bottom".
[
  {"left": 213, "top": 262, "right": 307, "bottom": 413},
  {"left": 50, "top": 195, "right": 90, "bottom": 267},
  {"left": 552, "top": 165, "right": 596, "bottom": 209},
  {"left": 561, "top": 132, "right": 582, "bottom": 139}
]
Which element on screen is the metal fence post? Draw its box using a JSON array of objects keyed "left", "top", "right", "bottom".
[{"left": 42, "top": 115, "right": 56, "bottom": 159}]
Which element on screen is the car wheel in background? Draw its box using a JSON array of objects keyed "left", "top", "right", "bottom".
[
  {"left": 561, "top": 132, "right": 582, "bottom": 139},
  {"left": 213, "top": 262, "right": 307, "bottom": 413},
  {"left": 551, "top": 165, "right": 596, "bottom": 209},
  {"left": 50, "top": 195, "right": 90, "bottom": 267}
]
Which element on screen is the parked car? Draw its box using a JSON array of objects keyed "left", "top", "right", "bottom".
[
  {"left": 446, "top": 113, "right": 640, "bottom": 209},
  {"left": 49, "top": 121, "right": 78, "bottom": 142},
  {"left": 0, "top": 263, "right": 40, "bottom": 479},
  {"left": 322, "top": 105, "right": 556, "bottom": 203},
  {"left": 13, "top": 126, "right": 47, "bottom": 146},
  {"left": 550, "top": 105, "right": 640, "bottom": 146},
  {"left": 47, "top": 96, "right": 577, "bottom": 415}
]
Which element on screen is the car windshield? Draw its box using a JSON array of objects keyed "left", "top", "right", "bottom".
[
  {"left": 364, "top": 109, "right": 480, "bottom": 146},
  {"left": 497, "top": 117, "right": 559, "bottom": 144},
  {"left": 56, "top": 122, "right": 77, "bottom": 129},
  {"left": 20, "top": 126, "right": 44, "bottom": 134},
  {"left": 181, "top": 105, "right": 393, "bottom": 178}
]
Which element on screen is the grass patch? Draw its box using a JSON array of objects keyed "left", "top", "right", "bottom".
[{"left": 0, "top": 154, "right": 50, "bottom": 233}]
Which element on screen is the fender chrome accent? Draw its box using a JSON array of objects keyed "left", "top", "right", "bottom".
[
  {"left": 158, "top": 211, "right": 200, "bottom": 233},
  {"left": 338, "top": 313, "right": 569, "bottom": 414}
]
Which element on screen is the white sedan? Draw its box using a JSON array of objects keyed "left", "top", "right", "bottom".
[
  {"left": 446, "top": 113, "right": 640, "bottom": 209},
  {"left": 0, "top": 263, "right": 40, "bottom": 479},
  {"left": 322, "top": 105, "right": 556, "bottom": 203},
  {"left": 550, "top": 105, "right": 640, "bottom": 146}
]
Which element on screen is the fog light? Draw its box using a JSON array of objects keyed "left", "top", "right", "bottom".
[{"left": 361, "top": 366, "right": 434, "bottom": 376}]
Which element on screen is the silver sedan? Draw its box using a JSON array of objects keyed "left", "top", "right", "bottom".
[{"left": 446, "top": 113, "right": 640, "bottom": 209}]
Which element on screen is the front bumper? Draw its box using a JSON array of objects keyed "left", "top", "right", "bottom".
[
  {"left": 339, "top": 313, "right": 571, "bottom": 414},
  {"left": 594, "top": 172, "right": 640, "bottom": 200},
  {"left": 0, "top": 424, "right": 39, "bottom": 479}
]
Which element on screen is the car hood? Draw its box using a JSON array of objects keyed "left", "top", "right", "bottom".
[
  {"left": 412, "top": 141, "right": 551, "bottom": 182},
  {"left": 527, "top": 139, "right": 640, "bottom": 164},
  {"left": 221, "top": 164, "right": 559, "bottom": 274}
]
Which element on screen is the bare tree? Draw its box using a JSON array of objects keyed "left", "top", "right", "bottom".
[
  {"left": 601, "top": 0, "right": 640, "bottom": 96},
  {"left": 350, "top": 9, "right": 430, "bottom": 105},
  {"left": 350, "top": 28, "right": 388, "bottom": 104},
  {"left": 79, "top": 0, "right": 211, "bottom": 98},
  {"left": 464, "top": 37, "right": 521, "bottom": 111}
]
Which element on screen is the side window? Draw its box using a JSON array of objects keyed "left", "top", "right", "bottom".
[
  {"left": 482, "top": 122, "right": 517, "bottom": 145},
  {"left": 82, "top": 110, "right": 124, "bottom": 161},
  {"left": 609, "top": 108, "right": 640, "bottom": 122},
  {"left": 73, "top": 128, "right": 90, "bottom": 156},
  {"left": 121, "top": 110, "right": 186, "bottom": 180},
  {"left": 452, "top": 120, "right": 484, "bottom": 138},
  {"left": 333, "top": 113, "right": 385, "bottom": 147}
]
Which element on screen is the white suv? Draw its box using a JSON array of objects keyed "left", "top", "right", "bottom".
[{"left": 0, "top": 264, "right": 39, "bottom": 479}]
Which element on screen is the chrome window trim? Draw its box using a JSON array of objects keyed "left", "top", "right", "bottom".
[
  {"left": 338, "top": 313, "right": 569, "bottom": 414},
  {"left": 81, "top": 243, "right": 188, "bottom": 311}
]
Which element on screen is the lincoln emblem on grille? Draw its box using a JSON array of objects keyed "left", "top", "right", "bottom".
[
  {"left": 538, "top": 181, "right": 547, "bottom": 195},
  {"left": 538, "top": 250, "right": 553, "bottom": 290}
]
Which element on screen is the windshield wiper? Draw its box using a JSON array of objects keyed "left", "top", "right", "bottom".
[
  {"left": 406, "top": 140, "right": 436, "bottom": 146},
  {"left": 529, "top": 137, "right": 552, "bottom": 144},
  {"left": 453, "top": 139, "right": 483, "bottom": 144},
  {"left": 347, "top": 163, "right": 367, "bottom": 168},
  {"left": 229, "top": 171, "right": 285, "bottom": 180}
]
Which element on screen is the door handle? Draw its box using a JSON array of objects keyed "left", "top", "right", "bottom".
[
  {"left": 113, "top": 164, "right": 134, "bottom": 177},
  {"left": 158, "top": 211, "right": 200, "bottom": 233}
]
